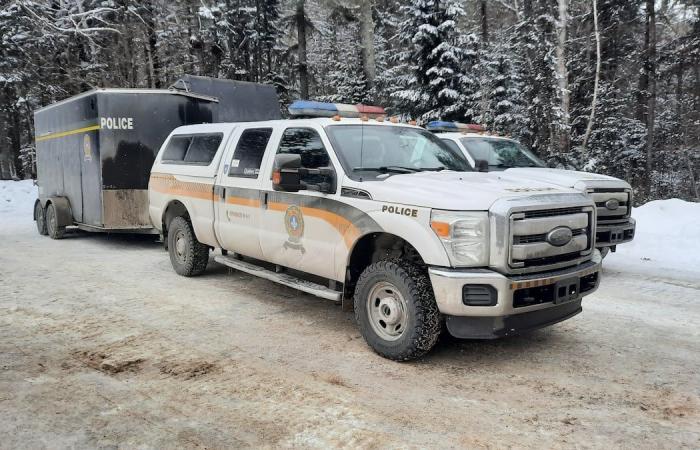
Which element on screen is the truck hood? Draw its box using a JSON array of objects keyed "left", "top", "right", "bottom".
[
  {"left": 359, "top": 171, "right": 586, "bottom": 210},
  {"left": 503, "top": 168, "right": 631, "bottom": 191}
]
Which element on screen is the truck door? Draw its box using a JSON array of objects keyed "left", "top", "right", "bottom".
[
  {"left": 259, "top": 127, "right": 339, "bottom": 281},
  {"left": 214, "top": 126, "right": 274, "bottom": 259}
]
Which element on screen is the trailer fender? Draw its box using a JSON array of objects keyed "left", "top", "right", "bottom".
[{"left": 44, "top": 197, "right": 73, "bottom": 227}]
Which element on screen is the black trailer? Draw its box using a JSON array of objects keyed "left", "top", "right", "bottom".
[{"left": 33, "top": 76, "right": 280, "bottom": 238}]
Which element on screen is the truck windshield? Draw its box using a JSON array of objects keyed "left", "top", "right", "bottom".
[
  {"left": 460, "top": 138, "right": 545, "bottom": 169},
  {"left": 327, "top": 125, "right": 471, "bottom": 180}
]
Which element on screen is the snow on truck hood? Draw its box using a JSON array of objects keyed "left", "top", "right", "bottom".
[
  {"left": 503, "top": 168, "right": 631, "bottom": 191},
  {"left": 361, "top": 171, "right": 587, "bottom": 210}
]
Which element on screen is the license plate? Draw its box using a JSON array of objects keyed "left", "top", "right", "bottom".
[{"left": 554, "top": 277, "right": 580, "bottom": 304}]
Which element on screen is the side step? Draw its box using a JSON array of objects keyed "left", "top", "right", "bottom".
[{"left": 214, "top": 255, "right": 342, "bottom": 301}]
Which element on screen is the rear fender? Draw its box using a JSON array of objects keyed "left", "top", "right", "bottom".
[{"left": 44, "top": 197, "right": 73, "bottom": 227}]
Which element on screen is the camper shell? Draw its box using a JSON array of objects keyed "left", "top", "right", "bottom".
[{"left": 33, "top": 76, "right": 280, "bottom": 235}]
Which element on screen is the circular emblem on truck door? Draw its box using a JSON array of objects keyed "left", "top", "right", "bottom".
[
  {"left": 284, "top": 205, "right": 305, "bottom": 240},
  {"left": 605, "top": 199, "right": 620, "bottom": 210},
  {"left": 546, "top": 226, "right": 573, "bottom": 247}
]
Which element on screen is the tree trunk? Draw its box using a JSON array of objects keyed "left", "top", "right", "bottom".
[
  {"left": 480, "top": 0, "right": 488, "bottom": 44},
  {"left": 582, "top": 0, "right": 600, "bottom": 150},
  {"left": 296, "top": 0, "right": 309, "bottom": 99},
  {"left": 358, "top": 0, "right": 376, "bottom": 92},
  {"left": 555, "top": 0, "right": 570, "bottom": 153},
  {"left": 645, "top": 0, "right": 656, "bottom": 189}
]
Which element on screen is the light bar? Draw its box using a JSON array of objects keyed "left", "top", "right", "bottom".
[
  {"left": 288, "top": 100, "right": 386, "bottom": 118},
  {"left": 425, "top": 121, "right": 486, "bottom": 133}
]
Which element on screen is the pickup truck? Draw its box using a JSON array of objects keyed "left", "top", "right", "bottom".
[
  {"left": 148, "top": 101, "right": 602, "bottom": 361},
  {"left": 430, "top": 122, "right": 636, "bottom": 254}
]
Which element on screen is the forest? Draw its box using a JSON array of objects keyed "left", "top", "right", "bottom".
[{"left": 0, "top": 0, "right": 698, "bottom": 202}]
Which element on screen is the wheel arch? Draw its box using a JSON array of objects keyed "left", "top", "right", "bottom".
[
  {"left": 162, "top": 199, "right": 191, "bottom": 235},
  {"left": 343, "top": 232, "right": 426, "bottom": 307},
  {"left": 43, "top": 197, "right": 73, "bottom": 227}
]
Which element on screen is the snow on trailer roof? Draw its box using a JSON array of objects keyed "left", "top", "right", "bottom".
[{"left": 34, "top": 88, "right": 218, "bottom": 113}]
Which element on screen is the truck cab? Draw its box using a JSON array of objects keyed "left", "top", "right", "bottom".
[
  {"left": 430, "top": 122, "right": 636, "bottom": 253},
  {"left": 149, "top": 102, "right": 602, "bottom": 361}
]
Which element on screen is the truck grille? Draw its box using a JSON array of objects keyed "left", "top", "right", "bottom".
[
  {"left": 509, "top": 206, "right": 594, "bottom": 272},
  {"left": 590, "top": 189, "right": 631, "bottom": 223}
]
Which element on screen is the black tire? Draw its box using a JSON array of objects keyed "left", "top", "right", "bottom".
[
  {"left": 167, "top": 216, "right": 209, "bottom": 277},
  {"left": 45, "top": 203, "right": 65, "bottom": 240},
  {"left": 354, "top": 259, "right": 441, "bottom": 361},
  {"left": 34, "top": 201, "right": 48, "bottom": 236}
]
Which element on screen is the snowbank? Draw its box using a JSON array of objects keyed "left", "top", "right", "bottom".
[
  {"left": 0, "top": 179, "right": 37, "bottom": 228},
  {"left": 605, "top": 198, "right": 700, "bottom": 281}
]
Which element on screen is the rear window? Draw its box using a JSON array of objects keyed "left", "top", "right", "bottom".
[{"left": 162, "top": 133, "right": 223, "bottom": 165}]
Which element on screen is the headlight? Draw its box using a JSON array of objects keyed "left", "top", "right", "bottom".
[{"left": 430, "top": 210, "right": 489, "bottom": 267}]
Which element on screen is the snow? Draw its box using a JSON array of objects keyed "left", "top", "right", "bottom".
[
  {"left": 0, "top": 179, "right": 36, "bottom": 228},
  {"left": 0, "top": 180, "right": 697, "bottom": 281},
  {"left": 605, "top": 198, "right": 700, "bottom": 281}
]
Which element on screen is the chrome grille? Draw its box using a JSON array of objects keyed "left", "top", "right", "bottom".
[
  {"left": 509, "top": 206, "right": 594, "bottom": 271},
  {"left": 590, "top": 189, "right": 631, "bottom": 223}
]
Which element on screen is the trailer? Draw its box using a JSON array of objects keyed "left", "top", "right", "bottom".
[{"left": 33, "top": 76, "right": 281, "bottom": 238}]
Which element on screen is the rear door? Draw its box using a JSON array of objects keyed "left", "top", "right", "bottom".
[{"left": 214, "top": 126, "right": 276, "bottom": 259}]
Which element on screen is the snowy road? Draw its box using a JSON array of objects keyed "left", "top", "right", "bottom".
[{"left": 0, "top": 189, "right": 698, "bottom": 448}]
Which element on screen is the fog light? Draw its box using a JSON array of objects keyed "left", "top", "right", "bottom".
[{"left": 462, "top": 285, "right": 497, "bottom": 306}]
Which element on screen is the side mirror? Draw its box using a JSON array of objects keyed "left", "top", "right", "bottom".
[
  {"left": 272, "top": 154, "right": 303, "bottom": 192},
  {"left": 475, "top": 159, "right": 489, "bottom": 172}
]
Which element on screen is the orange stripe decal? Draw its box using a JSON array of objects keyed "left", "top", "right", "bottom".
[
  {"left": 227, "top": 196, "right": 261, "bottom": 207},
  {"left": 149, "top": 173, "right": 215, "bottom": 201},
  {"left": 269, "top": 201, "right": 360, "bottom": 248}
]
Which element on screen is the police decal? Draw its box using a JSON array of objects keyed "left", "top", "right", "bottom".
[{"left": 283, "top": 205, "right": 305, "bottom": 253}]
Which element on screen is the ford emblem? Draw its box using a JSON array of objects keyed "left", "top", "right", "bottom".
[
  {"left": 546, "top": 227, "right": 573, "bottom": 247},
  {"left": 605, "top": 199, "right": 620, "bottom": 210}
]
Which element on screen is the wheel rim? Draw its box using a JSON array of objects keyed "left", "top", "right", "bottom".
[
  {"left": 366, "top": 281, "right": 408, "bottom": 341},
  {"left": 36, "top": 204, "right": 45, "bottom": 231},
  {"left": 174, "top": 230, "right": 187, "bottom": 263},
  {"left": 47, "top": 206, "right": 56, "bottom": 234}
]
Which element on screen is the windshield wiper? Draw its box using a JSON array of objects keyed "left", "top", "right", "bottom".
[
  {"left": 352, "top": 166, "right": 418, "bottom": 174},
  {"left": 416, "top": 166, "right": 445, "bottom": 172}
]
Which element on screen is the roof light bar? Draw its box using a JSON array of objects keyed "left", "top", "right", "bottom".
[
  {"left": 425, "top": 121, "right": 486, "bottom": 133},
  {"left": 288, "top": 100, "right": 386, "bottom": 118}
]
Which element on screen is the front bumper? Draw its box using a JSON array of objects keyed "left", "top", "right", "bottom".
[
  {"left": 428, "top": 251, "right": 602, "bottom": 338},
  {"left": 596, "top": 218, "right": 635, "bottom": 248}
]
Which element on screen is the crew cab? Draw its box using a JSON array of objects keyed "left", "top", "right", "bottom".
[
  {"left": 148, "top": 101, "right": 602, "bottom": 361},
  {"left": 430, "top": 122, "right": 636, "bottom": 254}
]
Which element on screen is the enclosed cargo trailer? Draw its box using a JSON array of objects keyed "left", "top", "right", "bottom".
[{"left": 33, "top": 76, "right": 280, "bottom": 238}]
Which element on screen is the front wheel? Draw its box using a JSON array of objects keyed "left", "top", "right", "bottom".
[
  {"left": 354, "top": 260, "right": 441, "bottom": 361},
  {"left": 167, "top": 216, "right": 209, "bottom": 277},
  {"left": 34, "top": 201, "right": 48, "bottom": 236}
]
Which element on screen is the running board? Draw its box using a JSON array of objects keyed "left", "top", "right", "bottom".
[{"left": 214, "top": 255, "right": 342, "bottom": 301}]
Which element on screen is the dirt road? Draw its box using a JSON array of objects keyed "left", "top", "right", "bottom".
[{"left": 1, "top": 221, "right": 698, "bottom": 449}]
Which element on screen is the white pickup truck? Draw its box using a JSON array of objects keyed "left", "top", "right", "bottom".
[
  {"left": 430, "top": 122, "right": 636, "bottom": 254},
  {"left": 148, "top": 101, "right": 602, "bottom": 361}
]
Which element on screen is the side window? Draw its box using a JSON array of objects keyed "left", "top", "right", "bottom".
[
  {"left": 161, "top": 133, "right": 223, "bottom": 165},
  {"left": 441, "top": 139, "right": 467, "bottom": 162},
  {"left": 162, "top": 136, "right": 191, "bottom": 162},
  {"left": 229, "top": 128, "right": 273, "bottom": 178},
  {"left": 276, "top": 128, "right": 332, "bottom": 186}
]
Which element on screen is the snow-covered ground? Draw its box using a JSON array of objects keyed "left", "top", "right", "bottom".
[
  {"left": 605, "top": 198, "right": 700, "bottom": 281},
  {"left": 2, "top": 179, "right": 697, "bottom": 280},
  {"left": 0, "top": 179, "right": 36, "bottom": 227}
]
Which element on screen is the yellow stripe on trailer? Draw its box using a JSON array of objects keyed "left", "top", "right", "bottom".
[{"left": 35, "top": 124, "right": 101, "bottom": 142}]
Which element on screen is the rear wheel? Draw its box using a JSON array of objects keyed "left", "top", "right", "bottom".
[
  {"left": 167, "top": 216, "right": 209, "bottom": 277},
  {"left": 34, "top": 202, "right": 48, "bottom": 236},
  {"left": 45, "top": 203, "right": 65, "bottom": 240},
  {"left": 354, "top": 259, "right": 441, "bottom": 361}
]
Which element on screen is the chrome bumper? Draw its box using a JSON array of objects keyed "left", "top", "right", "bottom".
[
  {"left": 428, "top": 250, "right": 602, "bottom": 317},
  {"left": 596, "top": 218, "right": 635, "bottom": 248}
]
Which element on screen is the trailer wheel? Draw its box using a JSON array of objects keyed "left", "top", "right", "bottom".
[
  {"left": 354, "top": 259, "right": 441, "bottom": 361},
  {"left": 167, "top": 216, "right": 209, "bottom": 277},
  {"left": 34, "top": 201, "right": 48, "bottom": 236},
  {"left": 45, "top": 203, "right": 66, "bottom": 240}
]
